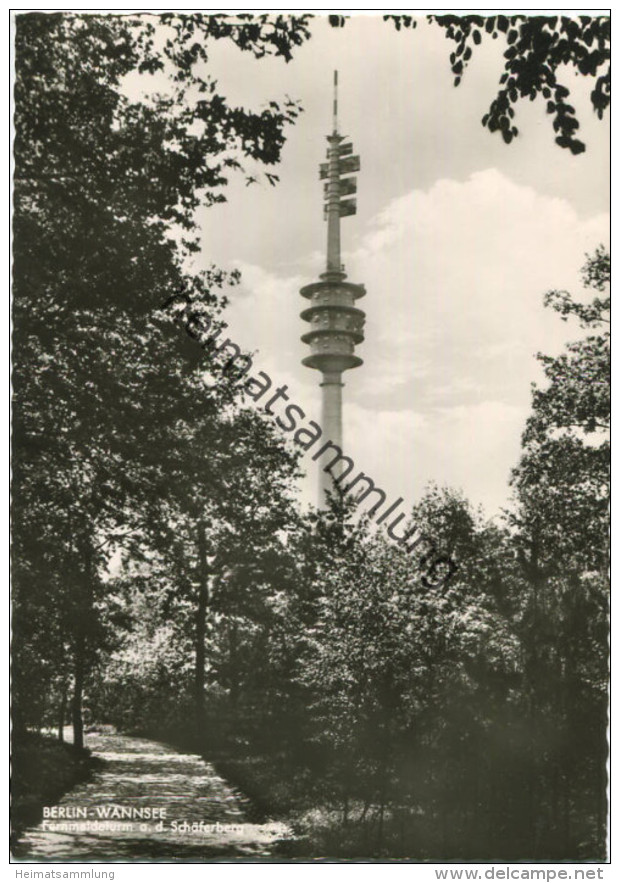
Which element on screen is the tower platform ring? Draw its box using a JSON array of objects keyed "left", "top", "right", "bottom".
[
  {"left": 300, "top": 303, "right": 366, "bottom": 323},
  {"left": 300, "top": 280, "right": 366, "bottom": 300},
  {"left": 301, "top": 327, "right": 364, "bottom": 346},
  {"left": 302, "top": 353, "right": 363, "bottom": 371}
]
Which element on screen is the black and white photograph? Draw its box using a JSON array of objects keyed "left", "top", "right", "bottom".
[{"left": 11, "top": 9, "right": 610, "bottom": 864}]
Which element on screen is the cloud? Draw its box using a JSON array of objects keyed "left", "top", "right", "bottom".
[{"left": 343, "top": 169, "right": 608, "bottom": 414}]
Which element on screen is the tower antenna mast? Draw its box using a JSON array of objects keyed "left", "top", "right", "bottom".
[
  {"left": 300, "top": 72, "right": 367, "bottom": 505},
  {"left": 333, "top": 69, "right": 338, "bottom": 134}
]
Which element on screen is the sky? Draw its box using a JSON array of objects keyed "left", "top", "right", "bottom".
[{"left": 191, "top": 13, "right": 609, "bottom": 519}]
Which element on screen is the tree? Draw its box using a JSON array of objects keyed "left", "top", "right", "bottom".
[
  {"left": 512, "top": 246, "right": 609, "bottom": 577},
  {"left": 133, "top": 401, "right": 301, "bottom": 735},
  {"left": 12, "top": 11, "right": 312, "bottom": 744},
  {"left": 507, "top": 248, "right": 609, "bottom": 858},
  {"left": 86, "top": 404, "right": 304, "bottom": 748},
  {"left": 288, "top": 489, "right": 521, "bottom": 858}
]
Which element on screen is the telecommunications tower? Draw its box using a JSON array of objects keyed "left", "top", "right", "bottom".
[{"left": 300, "top": 71, "right": 366, "bottom": 505}]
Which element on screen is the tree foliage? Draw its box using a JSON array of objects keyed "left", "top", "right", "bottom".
[
  {"left": 506, "top": 248, "right": 610, "bottom": 858},
  {"left": 12, "top": 10, "right": 311, "bottom": 744},
  {"left": 380, "top": 13, "right": 610, "bottom": 152},
  {"left": 512, "top": 246, "right": 610, "bottom": 574}
]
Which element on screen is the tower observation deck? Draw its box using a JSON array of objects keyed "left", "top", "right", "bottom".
[{"left": 300, "top": 71, "right": 366, "bottom": 505}]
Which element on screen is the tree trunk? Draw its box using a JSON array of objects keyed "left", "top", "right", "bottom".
[
  {"left": 597, "top": 727, "right": 608, "bottom": 855},
  {"left": 71, "top": 532, "right": 94, "bottom": 752},
  {"left": 58, "top": 682, "right": 67, "bottom": 742},
  {"left": 194, "top": 518, "right": 210, "bottom": 732},
  {"left": 376, "top": 736, "right": 390, "bottom": 853},
  {"left": 229, "top": 618, "right": 240, "bottom": 710},
  {"left": 377, "top": 800, "right": 385, "bottom": 853},
  {"left": 72, "top": 635, "right": 85, "bottom": 750}
]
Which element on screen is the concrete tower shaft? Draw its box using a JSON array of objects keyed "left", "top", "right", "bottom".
[{"left": 300, "top": 71, "right": 366, "bottom": 504}]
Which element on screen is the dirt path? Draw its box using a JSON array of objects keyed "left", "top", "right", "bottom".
[{"left": 14, "top": 730, "right": 292, "bottom": 861}]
